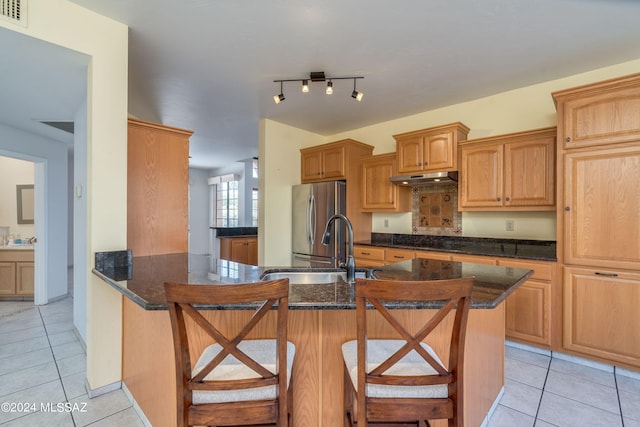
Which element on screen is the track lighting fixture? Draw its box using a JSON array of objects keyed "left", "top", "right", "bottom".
[
  {"left": 273, "top": 72, "right": 364, "bottom": 104},
  {"left": 351, "top": 78, "right": 363, "bottom": 102},
  {"left": 273, "top": 81, "right": 285, "bottom": 104}
]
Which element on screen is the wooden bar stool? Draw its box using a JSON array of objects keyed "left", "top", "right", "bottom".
[
  {"left": 164, "top": 279, "right": 294, "bottom": 426},
  {"left": 341, "top": 277, "right": 473, "bottom": 427}
]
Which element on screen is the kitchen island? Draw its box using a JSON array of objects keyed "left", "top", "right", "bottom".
[{"left": 94, "top": 253, "right": 532, "bottom": 427}]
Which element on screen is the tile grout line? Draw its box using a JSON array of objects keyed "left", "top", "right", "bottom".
[
  {"left": 532, "top": 353, "right": 552, "bottom": 425},
  {"left": 37, "top": 305, "right": 78, "bottom": 427},
  {"left": 614, "top": 368, "right": 625, "bottom": 427}
]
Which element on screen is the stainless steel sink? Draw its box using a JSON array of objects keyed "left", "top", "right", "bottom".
[{"left": 260, "top": 271, "right": 347, "bottom": 284}]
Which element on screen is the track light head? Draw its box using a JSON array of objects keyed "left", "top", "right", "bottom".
[
  {"left": 351, "top": 78, "right": 363, "bottom": 101},
  {"left": 326, "top": 81, "right": 333, "bottom": 95},
  {"left": 302, "top": 80, "right": 310, "bottom": 93},
  {"left": 273, "top": 81, "right": 285, "bottom": 104}
]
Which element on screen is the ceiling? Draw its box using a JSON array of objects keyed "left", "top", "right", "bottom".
[{"left": 2, "top": 0, "right": 640, "bottom": 169}]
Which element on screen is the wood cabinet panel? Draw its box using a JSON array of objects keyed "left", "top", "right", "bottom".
[
  {"left": 459, "top": 144, "right": 503, "bottom": 208},
  {"left": 16, "top": 262, "right": 34, "bottom": 295},
  {"left": 553, "top": 72, "right": 640, "bottom": 149},
  {"left": 563, "top": 266, "right": 640, "bottom": 368},
  {"left": 459, "top": 127, "right": 556, "bottom": 211},
  {"left": 127, "top": 118, "right": 192, "bottom": 257},
  {"left": 505, "top": 280, "right": 550, "bottom": 346},
  {"left": 361, "top": 153, "right": 410, "bottom": 212},
  {"left": 220, "top": 237, "right": 258, "bottom": 266},
  {"left": 394, "top": 122, "right": 469, "bottom": 174},
  {"left": 563, "top": 145, "right": 640, "bottom": 270},
  {"left": 0, "top": 262, "right": 16, "bottom": 295}
]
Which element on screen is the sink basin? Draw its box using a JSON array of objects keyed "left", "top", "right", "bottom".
[{"left": 260, "top": 271, "right": 347, "bottom": 284}]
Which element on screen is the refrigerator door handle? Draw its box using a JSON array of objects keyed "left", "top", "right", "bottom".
[{"left": 309, "top": 193, "right": 316, "bottom": 244}]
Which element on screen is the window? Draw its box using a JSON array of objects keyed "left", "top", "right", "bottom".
[
  {"left": 252, "top": 158, "right": 259, "bottom": 178},
  {"left": 252, "top": 188, "right": 259, "bottom": 227},
  {"left": 216, "top": 181, "right": 239, "bottom": 227}
]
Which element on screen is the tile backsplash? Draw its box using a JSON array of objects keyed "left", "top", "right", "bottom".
[{"left": 411, "top": 183, "right": 461, "bottom": 236}]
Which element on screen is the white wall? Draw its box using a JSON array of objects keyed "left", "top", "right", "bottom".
[
  {"left": 0, "top": 157, "right": 35, "bottom": 239},
  {"left": 259, "top": 119, "right": 324, "bottom": 265},
  {"left": 0, "top": 0, "right": 129, "bottom": 392},
  {"left": 261, "top": 59, "right": 640, "bottom": 262},
  {"left": 0, "top": 125, "right": 69, "bottom": 301},
  {"left": 189, "top": 168, "right": 211, "bottom": 255}
]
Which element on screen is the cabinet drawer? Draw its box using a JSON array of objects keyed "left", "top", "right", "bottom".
[
  {"left": 384, "top": 249, "right": 415, "bottom": 263},
  {"left": 497, "top": 259, "right": 554, "bottom": 281},
  {"left": 414, "top": 250, "right": 452, "bottom": 261},
  {"left": 353, "top": 246, "right": 385, "bottom": 261},
  {"left": 451, "top": 254, "right": 497, "bottom": 265}
]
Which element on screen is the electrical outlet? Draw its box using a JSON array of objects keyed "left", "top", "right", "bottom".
[
  {"left": 384, "top": 219, "right": 389, "bottom": 228},
  {"left": 506, "top": 220, "right": 514, "bottom": 232}
]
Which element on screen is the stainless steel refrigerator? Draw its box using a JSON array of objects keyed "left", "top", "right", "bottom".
[{"left": 292, "top": 181, "right": 346, "bottom": 267}]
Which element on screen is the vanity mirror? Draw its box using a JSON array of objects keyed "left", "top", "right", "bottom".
[{"left": 17, "top": 184, "right": 34, "bottom": 224}]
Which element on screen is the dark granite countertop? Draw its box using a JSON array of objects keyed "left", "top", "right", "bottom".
[
  {"left": 212, "top": 227, "right": 258, "bottom": 238},
  {"left": 93, "top": 252, "right": 532, "bottom": 311},
  {"left": 356, "top": 233, "right": 556, "bottom": 261}
]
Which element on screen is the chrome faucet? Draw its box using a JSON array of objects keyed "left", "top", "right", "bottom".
[{"left": 321, "top": 214, "right": 356, "bottom": 285}]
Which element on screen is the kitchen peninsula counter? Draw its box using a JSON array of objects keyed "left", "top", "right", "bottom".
[{"left": 94, "top": 253, "right": 532, "bottom": 427}]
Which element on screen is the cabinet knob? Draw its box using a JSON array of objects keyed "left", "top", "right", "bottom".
[
  {"left": 497, "top": 197, "right": 501, "bottom": 201},
  {"left": 565, "top": 206, "right": 571, "bottom": 211},
  {"left": 565, "top": 137, "right": 571, "bottom": 143},
  {"left": 505, "top": 197, "right": 510, "bottom": 202}
]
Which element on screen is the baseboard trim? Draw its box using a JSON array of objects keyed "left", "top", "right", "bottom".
[
  {"left": 480, "top": 386, "right": 505, "bottom": 427},
  {"left": 85, "top": 379, "right": 122, "bottom": 398}
]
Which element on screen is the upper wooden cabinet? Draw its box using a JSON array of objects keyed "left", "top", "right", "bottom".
[
  {"left": 128, "top": 118, "right": 193, "bottom": 257},
  {"left": 459, "top": 127, "right": 556, "bottom": 211},
  {"left": 300, "top": 139, "right": 373, "bottom": 183},
  {"left": 553, "top": 72, "right": 640, "bottom": 150},
  {"left": 393, "top": 122, "right": 469, "bottom": 174},
  {"left": 361, "top": 153, "right": 411, "bottom": 212}
]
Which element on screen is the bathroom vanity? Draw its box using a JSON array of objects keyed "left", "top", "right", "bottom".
[{"left": 0, "top": 247, "right": 34, "bottom": 299}]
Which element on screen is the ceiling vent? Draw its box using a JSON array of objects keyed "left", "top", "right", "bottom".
[{"left": 0, "top": 0, "right": 27, "bottom": 27}]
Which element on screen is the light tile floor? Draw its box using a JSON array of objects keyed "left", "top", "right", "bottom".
[
  {"left": 2, "top": 296, "right": 640, "bottom": 426},
  {"left": 0, "top": 297, "right": 144, "bottom": 426}
]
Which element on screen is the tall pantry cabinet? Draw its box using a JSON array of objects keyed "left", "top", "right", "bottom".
[
  {"left": 127, "top": 118, "right": 193, "bottom": 257},
  {"left": 553, "top": 73, "right": 640, "bottom": 370}
]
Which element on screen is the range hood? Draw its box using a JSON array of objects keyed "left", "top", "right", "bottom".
[{"left": 389, "top": 171, "right": 458, "bottom": 186}]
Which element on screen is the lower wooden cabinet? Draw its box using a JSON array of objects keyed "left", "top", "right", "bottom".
[
  {"left": 0, "top": 250, "right": 35, "bottom": 297},
  {"left": 353, "top": 246, "right": 386, "bottom": 267},
  {"left": 219, "top": 237, "right": 258, "bottom": 266},
  {"left": 498, "top": 259, "right": 555, "bottom": 347},
  {"left": 563, "top": 266, "right": 640, "bottom": 369}
]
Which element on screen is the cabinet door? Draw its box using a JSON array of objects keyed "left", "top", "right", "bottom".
[
  {"left": 561, "top": 85, "right": 640, "bottom": 149},
  {"left": 563, "top": 267, "right": 640, "bottom": 368},
  {"left": 424, "top": 132, "right": 455, "bottom": 171},
  {"left": 505, "top": 280, "right": 551, "bottom": 346},
  {"left": 301, "top": 150, "right": 324, "bottom": 182},
  {"left": 321, "top": 145, "right": 346, "bottom": 180},
  {"left": 396, "top": 137, "right": 423, "bottom": 174},
  {"left": 0, "top": 262, "right": 16, "bottom": 295},
  {"left": 362, "top": 155, "right": 409, "bottom": 211},
  {"left": 564, "top": 146, "right": 640, "bottom": 270},
  {"left": 459, "top": 144, "right": 503, "bottom": 208},
  {"left": 246, "top": 238, "right": 258, "bottom": 266},
  {"left": 230, "top": 239, "right": 249, "bottom": 264},
  {"left": 16, "top": 262, "right": 34, "bottom": 295},
  {"left": 504, "top": 137, "right": 555, "bottom": 208}
]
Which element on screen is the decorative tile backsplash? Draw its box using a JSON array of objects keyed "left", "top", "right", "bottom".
[{"left": 411, "top": 183, "right": 461, "bottom": 236}]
